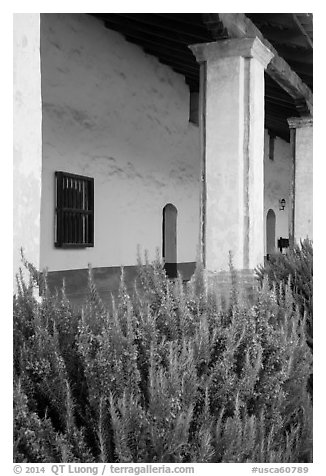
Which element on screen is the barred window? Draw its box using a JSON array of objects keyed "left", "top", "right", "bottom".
[{"left": 55, "top": 171, "right": 94, "bottom": 248}]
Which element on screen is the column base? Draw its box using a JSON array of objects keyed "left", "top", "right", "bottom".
[{"left": 206, "top": 269, "right": 257, "bottom": 304}]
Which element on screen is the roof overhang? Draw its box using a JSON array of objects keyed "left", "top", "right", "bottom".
[
  {"left": 208, "top": 13, "right": 313, "bottom": 116},
  {"left": 90, "top": 13, "right": 313, "bottom": 141}
]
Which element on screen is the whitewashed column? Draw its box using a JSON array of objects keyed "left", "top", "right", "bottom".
[
  {"left": 287, "top": 116, "right": 313, "bottom": 243},
  {"left": 13, "top": 14, "right": 42, "bottom": 279},
  {"left": 190, "top": 38, "right": 273, "bottom": 272}
]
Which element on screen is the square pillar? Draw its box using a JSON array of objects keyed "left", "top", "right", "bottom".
[
  {"left": 287, "top": 117, "right": 313, "bottom": 244},
  {"left": 190, "top": 38, "right": 273, "bottom": 272},
  {"left": 14, "top": 14, "right": 42, "bottom": 280}
]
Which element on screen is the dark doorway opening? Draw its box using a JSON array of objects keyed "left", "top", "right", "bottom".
[
  {"left": 162, "top": 203, "right": 177, "bottom": 278},
  {"left": 266, "top": 209, "right": 276, "bottom": 260}
]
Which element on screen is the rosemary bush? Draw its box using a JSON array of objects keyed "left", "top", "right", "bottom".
[
  {"left": 256, "top": 239, "right": 313, "bottom": 350},
  {"left": 14, "top": 255, "right": 312, "bottom": 463}
]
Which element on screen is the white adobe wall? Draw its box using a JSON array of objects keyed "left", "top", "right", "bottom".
[
  {"left": 40, "top": 14, "right": 200, "bottom": 271},
  {"left": 13, "top": 14, "right": 42, "bottom": 276},
  {"left": 263, "top": 130, "right": 292, "bottom": 254}
]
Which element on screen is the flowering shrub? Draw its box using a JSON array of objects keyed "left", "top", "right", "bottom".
[
  {"left": 256, "top": 239, "right": 312, "bottom": 347},
  {"left": 14, "top": 255, "right": 312, "bottom": 463}
]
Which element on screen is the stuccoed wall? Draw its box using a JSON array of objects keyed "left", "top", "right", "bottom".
[
  {"left": 264, "top": 130, "right": 292, "bottom": 255},
  {"left": 37, "top": 13, "right": 292, "bottom": 274},
  {"left": 264, "top": 130, "right": 292, "bottom": 254},
  {"left": 13, "top": 14, "right": 42, "bottom": 276},
  {"left": 40, "top": 14, "right": 200, "bottom": 271}
]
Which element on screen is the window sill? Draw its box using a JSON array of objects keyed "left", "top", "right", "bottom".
[{"left": 54, "top": 243, "right": 94, "bottom": 249}]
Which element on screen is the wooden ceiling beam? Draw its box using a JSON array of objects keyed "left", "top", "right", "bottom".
[
  {"left": 255, "top": 26, "right": 310, "bottom": 49},
  {"left": 102, "top": 17, "right": 203, "bottom": 80},
  {"left": 141, "top": 49, "right": 199, "bottom": 75},
  {"left": 265, "top": 102, "right": 297, "bottom": 116},
  {"left": 292, "top": 14, "right": 313, "bottom": 48},
  {"left": 265, "top": 97, "right": 297, "bottom": 112},
  {"left": 133, "top": 40, "right": 197, "bottom": 67},
  {"left": 146, "top": 54, "right": 198, "bottom": 74},
  {"left": 284, "top": 59, "right": 312, "bottom": 77},
  {"left": 265, "top": 86, "right": 296, "bottom": 105},
  {"left": 115, "top": 13, "right": 211, "bottom": 42},
  {"left": 102, "top": 21, "right": 195, "bottom": 60},
  {"left": 155, "top": 13, "right": 204, "bottom": 27},
  {"left": 265, "top": 79, "right": 297, "bottom": 100},
  {"left": 130, "top": 43, "right": 199, "bottom": 78},
  {"left": 246, "top": 13, "right": 299, "bottom": 29},
  {"left": 275, "top": 45, "right": 313, "bottom": 64},
  {"left": 102, "top": 15, "right": 193, "bottom": 47},
  {"left": 206, "top": 13, "right": 313, "bottom": 115},
  {"left": 169, "top": 66, "right": 198, "bottom": 79},
  {"left": 265, "top": 106, "right": 297, "bottom": 119}
]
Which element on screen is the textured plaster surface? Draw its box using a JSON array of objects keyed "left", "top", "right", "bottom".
[
  {"left": 40, "top": 14, "right": 200, "bottom": 271},
  {"left": 263, "top": 130, "right": 292, "bottom": 253},
  {"left": 205, "top": 56, "right": 243, "bottom": 271},
  {"left": 294, "top": 126, "right": 313, "bottom": 241},
  {"left": 13, "top": 14, "right": 42, "bottom": 275},
  {"left": 247, "top": 57, "right": 265, "bottom": 269},
  {"left": 18, "top": 13, "right": 293, "bottom": 277},
  {"left": 204, "top": 54, "right": 265, "bottom": 272}
]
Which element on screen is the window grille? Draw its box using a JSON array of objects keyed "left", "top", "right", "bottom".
[{"left": 55, "top": 171, "right": 94, "bottom": 248}]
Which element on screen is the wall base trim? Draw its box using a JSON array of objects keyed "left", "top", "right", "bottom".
[
  {"left": 206, "top": 269, "right": 257, "bottom": 302},
  {"left": 45, "top": 262, "right": 196, "bottom": 304},
  {"left": 45, "top": 264, "right": 258, "bottom": 306}
]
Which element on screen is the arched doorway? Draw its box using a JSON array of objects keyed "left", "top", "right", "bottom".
[
  {"left": 162, "top": 203, "right": 177, "bottom": 278},
  {"left": 266, "top": 209, "right": 276, "bottom": 259}
]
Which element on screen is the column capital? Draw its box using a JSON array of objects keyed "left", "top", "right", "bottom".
[
  {"left": 189, "top": 37, "right": 274, "bottom": 68},
  {"left": 287, "top": 116, "right": 313, "bottom": 129}
]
